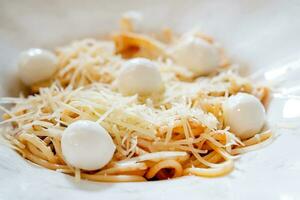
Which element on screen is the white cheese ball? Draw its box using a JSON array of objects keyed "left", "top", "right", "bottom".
[
  {"left": 61, "top": 120, "right": 116, "bottom": 170},
  {"left": 223, "top": 93, "right": 266, "bottom": 139},
  {"left": 117, "top": 58, "right": 163, "bottom": 95},
  {"left": 169, "top": 36, "right": 220, "bottom": 75},
  {"left": 18, "top": 48, "right": 58, "bottom": 85}
]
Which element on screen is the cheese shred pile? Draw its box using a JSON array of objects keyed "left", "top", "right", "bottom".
[{"left": 0, "top": 17, "right": 272, "bottom": 182}]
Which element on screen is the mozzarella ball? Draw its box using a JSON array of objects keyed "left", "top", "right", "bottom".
[
  {"left": 61, "top": 120, "right": 116, "bottom": 170},
  {"left": 169, "top": 36, "right": 220, "bottom": 75},
  {"left": 223, "top": 93, "right": 266, "bottom": 139},
  {"left": 117, "top": 58, "right": 163, "bottom": 95},
  {"left": 18, "top": 48, "right": 58, "bottom": 85}
]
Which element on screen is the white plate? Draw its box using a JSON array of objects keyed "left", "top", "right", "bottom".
[{"left": 1, "top": 0, "right": 300, "bottom": 199}]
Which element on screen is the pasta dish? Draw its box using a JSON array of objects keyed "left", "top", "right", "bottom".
[{"left": 0, "top": 16, "right": 272, "bottom": 182}]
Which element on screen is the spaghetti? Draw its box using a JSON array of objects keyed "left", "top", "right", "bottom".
[{"left": 0, "top": 17, "right": 272, "bottom": 182}]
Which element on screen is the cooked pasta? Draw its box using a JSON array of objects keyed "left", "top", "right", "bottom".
[{"left": 0, "top": 16, "right": 272, "bottom": 182}]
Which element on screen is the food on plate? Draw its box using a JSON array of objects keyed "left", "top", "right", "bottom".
[
  {"left": 18, "top": 48, "right": 58, "bottom": 85},
  {"left": 116, "top": 58, "right": 163, "bottom": 95},
  {"left": 222, "top": 93, "right": 266, "bottom": 139},
  {"left": 169, "top": 34, "right": 220, "bottom": 75},
  {"left": 61, "top": 120, "right": 116, "bottom": 170},
  {"left": 0, "top": 16, "right": 272, "bottom": 182}
]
